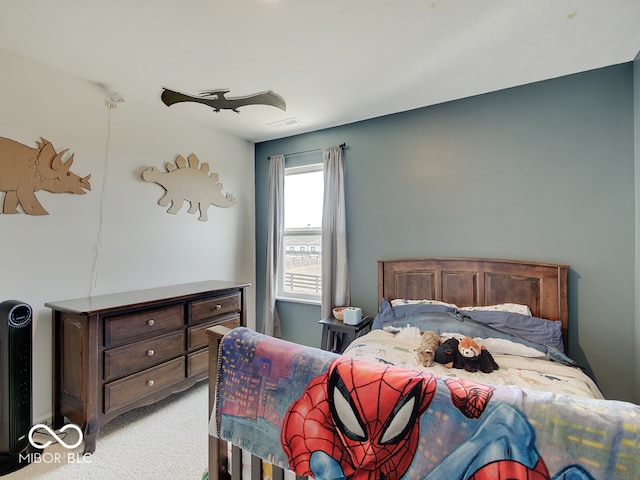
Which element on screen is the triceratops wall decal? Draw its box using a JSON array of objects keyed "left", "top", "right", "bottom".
[
  {"left": 142, "top": 153, "right": 236, "bottom": 222},
  {"left": 0, "top": 136, "right": 91, "bottom": 215}
]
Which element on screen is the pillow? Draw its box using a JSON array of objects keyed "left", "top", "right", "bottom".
[
  {"left": 457, "top": 309, "right": 564, "bottom": 353},
  {"left": 391, "top": 299, "right": 459, "bottom": 308},
  {"left": 374, "top": 298, "right": 457, "bottom": 330},
  {"left": 459, "top": 303, "right": 532, "bottom": 316},
  {"left": 377, "top": 310, "right": 546, "bottom": 350},
  {"left": 391, "top": 299, "right": 531, "bottom": 316}
]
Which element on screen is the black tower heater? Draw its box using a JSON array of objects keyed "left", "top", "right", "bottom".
[{"left": 0, "top": 300, "right": 33, "bottom": 474}]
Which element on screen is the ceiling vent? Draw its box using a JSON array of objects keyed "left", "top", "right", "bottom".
[{"left": 268, "top": 117, "right": 301, "bottom": 128}]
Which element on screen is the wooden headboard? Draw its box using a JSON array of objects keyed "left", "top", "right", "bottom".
[{"left": 378, "top": 257, "right": 569, "bottom": 348}]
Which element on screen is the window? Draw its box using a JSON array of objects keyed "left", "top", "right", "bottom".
[{"left": 278, "top": 163, "right": 323, "bottom": 303}]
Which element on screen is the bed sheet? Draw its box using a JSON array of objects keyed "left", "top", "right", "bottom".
[{"left": 342, "top": 329, "right": 603, "bottom": 399}]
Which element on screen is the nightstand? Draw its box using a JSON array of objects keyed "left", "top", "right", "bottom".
[{"left": 319, "top": 316, "right": 373, "bottom": 353}]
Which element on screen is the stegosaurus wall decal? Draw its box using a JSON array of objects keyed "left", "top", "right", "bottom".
[{"left": 142, "top": 153, "right": 237, "bottom": 222}]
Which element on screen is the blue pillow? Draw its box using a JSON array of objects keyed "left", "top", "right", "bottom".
[
  {"left": 374, "top": 309, "right": 547, "bottom": 350},
  {"left": 374, "top": 299, "right": 565, "bottom": 353},
  {"left": 394, "top": 303, "right": 457, "bottom": 318},
  {"left": 457, "top": 309, "right": 564, "bottom": 353},
  {"left": 373, "top": 298, "right": 456, "bottom": 329}
]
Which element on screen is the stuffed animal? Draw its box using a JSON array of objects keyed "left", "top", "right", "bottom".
[
  {"left": 458, "top": 336, "right": 499, "bottom": 373},
  {"left": 434, "top": 337, "right": 464, "bottom": 369},
  {"left": 414, "top": 330, "right": 441, "bottom": 367},
  {"left": 458, "top": 337, "right": 482, "bottom": 372},
  {"left": 478, "top": 347, "right": 499, "bottom": 373}
]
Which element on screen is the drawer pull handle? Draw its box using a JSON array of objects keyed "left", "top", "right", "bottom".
[
  {"left": 147, "top": 319, "right": 155, "bottom": 326},
  {"left": 146, "top": 349, "right": 155, "bottom": 356},
  {"left": 147, "top": 380, "right": 154, "bottom": 387},
  {"left": 215, "top": 304, "right": 222, "bottom": 310}
]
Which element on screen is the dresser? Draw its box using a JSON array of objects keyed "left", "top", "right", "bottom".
[{"left": 46, "top": 280, "right": 249, "bottom": 454}]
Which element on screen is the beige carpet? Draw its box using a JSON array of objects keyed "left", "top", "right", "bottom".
[{"left": 3, "top": 382, "right": 209, "bottom": 480}]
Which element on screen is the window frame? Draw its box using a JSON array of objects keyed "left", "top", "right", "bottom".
[{"left": 276, "top": 163, "right": 323, "bottom": 305}]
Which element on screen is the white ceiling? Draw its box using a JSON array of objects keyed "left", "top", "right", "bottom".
[{"left": 0, "top": 1, "right": 639, "bottom": 143}]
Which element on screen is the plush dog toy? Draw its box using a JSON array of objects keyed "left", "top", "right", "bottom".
[
  {"left": 415, "top": 330, "right": 441, "bottom": 367},
  {"left": 458, "top": 336, "right": 499, "bottom": 373},
  {"left": 434, "top": 337, "right": 464, "bottom": 369},
  {"left": 435, "top": 336, "right": 499, "bottom": 373}
]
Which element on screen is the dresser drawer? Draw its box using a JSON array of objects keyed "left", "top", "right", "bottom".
[
  {"left": 104, "top": 304, "right": 184, "bottom": 347},
  {"left": 187, "top": 314, "right": 240, "bottom": 350},
  {"left": 104, "top": 357, "right": 185, "bottom": 414},
  {"left": 191, "top": 292, "right": 240, "bottom": 324},
  {"left": 187, "top": 348, "right": 208, "bottom": 378},
  {"left": 104, "top": 331, "right": 185, "bottom": 381}
]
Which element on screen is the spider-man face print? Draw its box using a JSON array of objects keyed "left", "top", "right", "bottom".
[{"left": 281, "top": 357, "right": 437, "bottom": 480}]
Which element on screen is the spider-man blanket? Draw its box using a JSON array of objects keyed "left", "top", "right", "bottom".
[{"left": 212, "top": 327, "right": 640, "bottom": 480}]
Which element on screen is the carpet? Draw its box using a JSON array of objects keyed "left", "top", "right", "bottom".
[{"left": 3, "top": 381, "right": 209, "bottom": 480}]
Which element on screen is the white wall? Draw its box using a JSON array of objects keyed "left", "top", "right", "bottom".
[{"left": 0, "top": 49, "right": 256, "bottom": 422}]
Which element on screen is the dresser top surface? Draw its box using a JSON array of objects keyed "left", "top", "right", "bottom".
[{"left": 45, "top": 280, "right": 250, "bottom": 314}]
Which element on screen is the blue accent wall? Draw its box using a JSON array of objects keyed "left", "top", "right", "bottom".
[{"left": 255, "top": 63, "right": 635, "bottom": 402}]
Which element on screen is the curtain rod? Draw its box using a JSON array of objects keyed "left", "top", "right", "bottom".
[{"left": 270, "top": 143, "right": 346, "bottom": 159}]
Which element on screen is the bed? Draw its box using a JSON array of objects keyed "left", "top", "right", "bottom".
[{"left": 205, "top": 257, "right": 640, "bottom": 480}]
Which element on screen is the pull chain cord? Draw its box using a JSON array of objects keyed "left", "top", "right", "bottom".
[{"left": 89, "top": 102, "right": 114, "bottom": 297}]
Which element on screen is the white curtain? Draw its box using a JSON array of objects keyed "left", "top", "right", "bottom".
[
  {"left": 321, "top": 145, "right": 350, "bottom": 318},
  {"left": 262, "top": 155, "right": 284, "bottom": 337}
]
